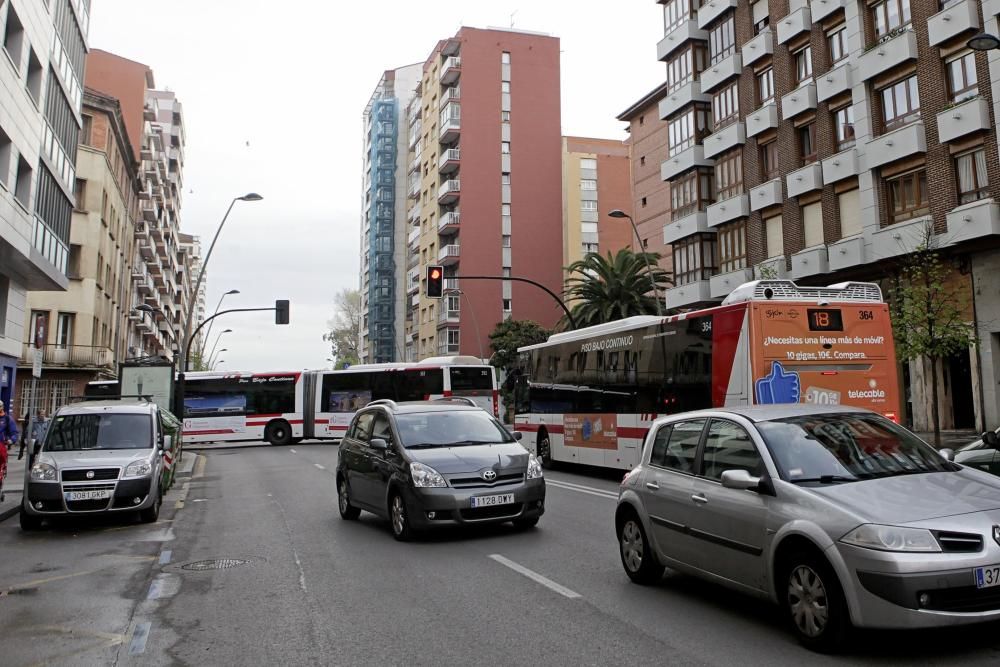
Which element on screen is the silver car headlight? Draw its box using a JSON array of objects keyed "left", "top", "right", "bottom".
[
  {"left": 840, "top": 524, "right": 941, "bottom": 552},
  {"left": 526, "top": 454, "right": 543, "bottom": 480},
  {"left": 124, "top": 460, "right": 153, "bottom": 478},
  {"left": 30, "top": 460, "right": 57, "bottom": 481},
  {"left": 410, "top": 462, "right": 447, "bottom": 488}
]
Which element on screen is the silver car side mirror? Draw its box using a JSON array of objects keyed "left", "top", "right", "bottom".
[
  {"left": 938, "top": 448, "right": 955, "bottom": 462},
  {"left": 721, "top": 469, "right": 761, "bottom": 491}
]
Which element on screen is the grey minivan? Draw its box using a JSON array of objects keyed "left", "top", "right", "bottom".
[
  {"left": 336, "top": 400, "right": 545, "bottom": 540},
  {"left": 615, "top": 405, "right": 1000, "bottom": 651}
]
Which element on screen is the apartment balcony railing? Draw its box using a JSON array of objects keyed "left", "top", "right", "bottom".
[
  {"left": 438, "top": 244, "right": 460, "bottom": 265},
  {"left": 440, "top": 57, "right": 461, "bottom": 85},
  {"left": 20, "top": 344, "right": 113, "bottom": 369},
  {"left": 438, "top": 211, "right": 460, "bottom": 234},
  {"left": 438, "top": 148, "right": 460, "bottom": 174},
  {"left": 443, "top": 86, "right": 461, "bottom": 103},
  {"left": 438, "top": 340, "right": 461, "bottom": 355},
  {"left": 438, "top": 308, "right": 461, "bottom": 324},
  {"left": 437, "top": 179, "right": 461, "bottom": 205},
  {"left": 439, "top": 103, "right": 461, "bottom": 144}
]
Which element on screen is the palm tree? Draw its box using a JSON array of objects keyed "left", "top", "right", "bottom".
[{"left": 563, "top": 248, "right": 673, "bottom": 328}]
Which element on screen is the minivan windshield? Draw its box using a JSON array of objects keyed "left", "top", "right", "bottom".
[
  {"left": 45, "top": 413, "right": 153, "bottom": 451},
  {"left": 757, "top": 413, "right": 954, "bottom": 483},
  {"left": 395, "top": 410, "right": 514, "bottom": 448}
]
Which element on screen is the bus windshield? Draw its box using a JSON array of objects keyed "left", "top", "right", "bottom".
[{"left": 45, "top": 413, "right": 153, "bottom": 451}]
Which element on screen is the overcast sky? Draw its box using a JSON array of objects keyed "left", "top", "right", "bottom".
[{"left": 89, "top": 0, "right": 664, "bottom": 371}]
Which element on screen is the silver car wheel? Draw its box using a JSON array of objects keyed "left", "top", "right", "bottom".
[
  {"left": 391, "top": 495, "right": 406, "bottom": 535},
  {"left": 621, "top": 519, "right": 644, "bottom": 573},
  {"left": 788, "top": 565, "right": 829, "bottom": 638},
  {"left": 338, "top": 483, "right": 349, "bottom": 514}
]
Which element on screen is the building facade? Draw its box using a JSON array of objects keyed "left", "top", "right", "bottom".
[
  {"left": 0, "top": 0, "right": 89, "bottom": 415},
  {"left": 561, "top": 136, "right": 634, "bottom": 269},
  {"left": 651, "top": 0, "right": 1000, "bottom": 430}
]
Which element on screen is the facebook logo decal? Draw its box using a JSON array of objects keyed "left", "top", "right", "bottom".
[{"left": 755, "top": 361, "right": 801, "bottom": 404}]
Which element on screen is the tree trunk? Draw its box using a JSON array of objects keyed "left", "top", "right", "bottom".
[{"left": 930, "top": 356, "right": 941, "bottom": 447}]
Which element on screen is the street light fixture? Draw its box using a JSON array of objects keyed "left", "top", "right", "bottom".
[
  {"left": 608, "top": 209, "right": 664, "bottom": 316},
  {"left": 210, "top": 348, "right": 228, "bottom": 368},
  {"left": 199, "top": 289, "right": 240, "bottom": 358},
  {"left": 968, "top": 32, "right": 1000, "bottom": 51},
  {"left": 206, "top": 329, "right": 232, "bottom": 370}
]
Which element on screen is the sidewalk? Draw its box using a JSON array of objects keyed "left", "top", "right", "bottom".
[{"left": 1, "top": 443, "right": 27, "bottom": 522}]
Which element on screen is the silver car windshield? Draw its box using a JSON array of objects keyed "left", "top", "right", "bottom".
[
  {"left": 757, "top": 414, "right": 954, "bottom": 483},
  {"left": 395, "top": 411, "right": 514, "bottom": 448},
  {"left": 45, "top": 414, "right": 153, "bottom": 451}
]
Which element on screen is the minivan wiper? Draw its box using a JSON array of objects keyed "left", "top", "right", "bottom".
[
  {"left": 405, "top": 443, "right": 447, "bottom": 449},
  {"left": 789, "top": 475, "right": 860, "bottom": 485}
]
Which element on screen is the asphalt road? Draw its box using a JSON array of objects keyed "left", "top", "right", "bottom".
[{"left": 3, "top": 441, "right": 1000, "bottom": 666}]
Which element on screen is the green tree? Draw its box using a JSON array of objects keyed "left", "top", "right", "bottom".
[
  {"left": 563, "top": 248, "right": 672, "bottom": 328},
  {"left": 886, "top": 230, "right": 976, "bottom": 445},
  {"left": 488, "top": 319, "right": 552, "bottom": 421},
  {"left": 323, "top": 288, "right": 362, "bottom": 368}
]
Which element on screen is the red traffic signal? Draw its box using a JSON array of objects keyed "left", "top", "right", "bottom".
[{"left": 426, "top": 265, "right": 444, "bottom": 298}]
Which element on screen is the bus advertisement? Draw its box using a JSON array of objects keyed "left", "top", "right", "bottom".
[
  {"left": 182, "top": 372, "right": 304, "bottom": 446},
  {"left": 513, "top": 280, "right": 900, "bottom": 471}
]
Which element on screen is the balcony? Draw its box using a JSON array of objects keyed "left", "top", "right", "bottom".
[
  {"left": 437, "top": 179, "right": 461, "bottom": 205},
  {"left": 786, "top": 163, "right": 823, "bottom": 198},
  {"left": 817, "top": 63, "right": 852, "bottom": 103},
  {"left": 710, "top": 268, "right": 754, "bottom": 298},
  {"left": 21, "top": 344, "right": 113, "bottom": 369},
  {"left": 663, "top": 211, "right": 710, "bottom": 244},
  {"left": 657, "top": 19, "right": 709, "bottom": 61},
  {"left": 936, "top": 97, "right": 990, "bottom": 143},
  {"left": 702, "top": 122, "right": 746, "bottom": 159},
  {"left": 408, "top": 227, "right": 420, "bottom": 246},
  {"left": 871, "top": 215, "right": 931, "bottom": 260},
  {"left": 438, "top": 244, "right": 460, "bottom": 265},
  {"left": 666, "top": 280, "right": 713, "bottom": 309},
  {"left": 661, "top": 145, "right": 714, "bottom": 182},
  {"left": 756, "top": 257, "right": 788, "bottom": 279},
  {"left": 864, "top": 121, "right": 926, "bottom": 170},
  {"left": 790, "top": 245, "right": 830, "bottom": 280},
  {"left": 442, "top": 37, "right": 461, "bottom": 57},
  {"left": 811, "top": 0, "right": 845, "bottom": 21},
  {"left": 781, "top": 82, "right": 817, "bottom": 119},
  {"left": 928, "top": 0, "right": 979, "bottom": 46},
  {"left": 408, "top": 203, "right": 420, "bottom": 224},
  {"left": 444, "top": 278, "right": 459, "bottom": 291},
  {"left": 440, "top": 57, "right": 461, "bottom": 85},
  {"left": 697, "top": 0, "right": 737, "bottom": 29},
  {"left": 946, "top": 199, "right": 1000, "bottom": 244},
  {"left": 408, "top": 178, "right": 420, "bottom": 200},
  {"left": 822, "top": 147, "right": 860, "bottom": 183},
  {"left": 658, "top": 81, "right": 712, "bottom": 120},
  {"left": 438, "top": 148, "right": 460, "bottom": 174},
  {"left": 777, "top": 7, "right": 812, "bottom": 44},
  {"left": 438, "top": 211, "right": 460, "bottom": 235},
  {"left": 750, "top": 179, "right": 784, "bottom": 212},
  {"left": 857, "top": 29, "right": 918, "bottom": 82},
  {"left": 408, "top": 120, "right": 422, "bottom": 149},
  {"left": 411, "top": 293, "right": 420, "bottom": 307},
  {"left": 438, "top": 338, "right": 461, "bottom": 355},
  {"left": 407, "top": 267, "right": 420, "bottom": 294},
  {"left": 741, "top": 28, "right": 773, "bottom": 66},
  {"left": 443, "top": 86, "right": 461, "bottom": 104},
  {"left": 139, "top": 238, "right": 154, "bottom": 260},
  {"left": 437, "top": 308, "right": 461, "bottom": 327},
  {"left": 439, "top": 103, "right": 461, "bottom": 143},
  {"left": 746, "top": 103, "right": 779, "bottom": 137},
  {"left": 699, "top": 52, "right": 742, "bottom": 93},
  {"left": 828, "top": 236, "right": 866, "bottom": 272},
  {"left": 707, "top": 193, "right": 749, "bottom": 227}
]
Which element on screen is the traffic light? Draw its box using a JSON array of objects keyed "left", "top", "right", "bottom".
[
  {"left": 275, "top": 299, "right": 290, "bottom": 325},
  {"left": 426, "top": 265, "right": 444, "bottom": 298}
]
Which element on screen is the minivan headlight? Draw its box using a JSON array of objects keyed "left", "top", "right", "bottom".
[
  {"left": 526, "top": 454, "right": 543, "bottom": 480},
  {"left": 30, "top": 460, "right": 57, "bottom": 481},
  {"left": 124, "top": 460, "right": 153, "bottom": 478},
  {"left": 410, "top": 462, "right": 447, "bottom": 488},
  {"left": 841, "top": 524, "right": 941, "bottom": 552}
]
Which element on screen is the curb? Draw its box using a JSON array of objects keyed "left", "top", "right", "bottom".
[{"left": 0, "top": 492, "right": 22, "bottom": 523}]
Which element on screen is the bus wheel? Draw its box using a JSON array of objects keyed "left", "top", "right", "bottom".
[
  {"left": 266, "top": 420, "right": 293, "bottom": 446},
  {"left": 538, "top": 434, "right": 555, "bottom": 469}
]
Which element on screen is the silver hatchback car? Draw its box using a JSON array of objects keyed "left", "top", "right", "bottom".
[{"left": 615, "top": 405, "right": 1000, "bottom": 651}]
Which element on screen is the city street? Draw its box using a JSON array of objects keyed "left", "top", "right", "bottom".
[{"left": 2, "top": 442, "right": 1000, "bottom": 666}]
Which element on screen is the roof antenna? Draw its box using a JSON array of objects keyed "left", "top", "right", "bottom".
[{"left": 510, "top": 10, "right": 517, "bottom": 28}]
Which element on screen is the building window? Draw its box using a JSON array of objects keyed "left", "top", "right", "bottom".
[
  {"left": 834, "top": 105, "right": 855, "bottom": 150},
  {"left": 760, "top": 139, "right": 779, "bottom": 181},
  {"left": 81, "top": 115, "right": 93, "bottom": 146},
  {"left": 839, "top": 188, "right": 862, "bottom": 237},
  {"left": 672, "top": 234, "right": 718, "bottom": 285},
  {"left": 757, "top": 67, "right": 775, "bottom": 105},
  {"left": 871, "top": 0, "right": 911, "bottom": 39},
  {"left": 709, "top": 15, "right": 736, "bottom": 65},
  {"left": 501, "top": 110, "right": 510, "bottom": 122},
  {"left": 715, "top": 148, "right": 743, "bottom": 200},
  {"left": 886, "top": 168, "right": 929, "bottom": 223},
  {"left": 2, "top": 4, "right": 25, "bottom": 72},
  {"left": 799, "top": 123, "right": 817, "bottom": 164},
  {"left": 502, "top": 235, "right": 511, "bottom": 247},
  {"left": 712, "top": 82, "right": 739, "bottom": 128},
  {"left": 881, "top": 76, "right": 920, "bottom": 131},
  {"left": 14, "top": 155, "right": 32, "bottom": 207},
  {"left": 502, "top": 299, "right": 512, "bottom": 312},
  {"left": 56, "top": 312, "right": 74, "bottom": 349},
  {"left": 946, "top": 51, "right": 978, "bottom": 103},
  {"left": 501, "top": 141, "right": 510, "bottom": 154},
  {"left": 765, "top": 215, "right": 784, "bottom": 258},
  {"left": 956, "top": 148, "right": 989, "bottom": 204},
  {"left": 671, "top": 169, "right": 713, "bottom": 220},
  {"left": 794, "top": 45, "right": 813, "bottom": 84},
  {"left": 718, "top": 220, "right": 747, "bottom": 273},
  {"left": 67, "top": 244, "right": 82, "bottom": 279},
  {"left": 640, "top": 156, "right": 646, "bottom": 166},
  {"left": 580, "top": 158, "right": 597, "bottom": 170},
  {"left": 802, "top": 201, "right": 824, "bottom": 247},
  {"left": 667, "top": 105, "right": 711, "bottom": 157},
  {"left": 666, "top": 44, "right": 708, "bottom": 93},
  {"left": 502, "top": 172, "right": 511, "bottom": 184},
  {"left": 828, "top": 26, "right": 848, "bottom": 65},
  {"left": 0, "top": 127, "right": 11, "bottom": 188},
  {"left": 663, "top": 0, "right": 698, "bottom": 34},
  {"left": 581, "top": 200, "right": 598, "bottom": 211},
  {"left": 640, "top": 115, "right": 645, "bottom": 126},
  {"left": 501, "top": 81, "right": 510, "bottom": 93},
  {"left": 641, "top": 197, "right": 648, "bottom": 207},
  {"left": 581, "top": 179, "right": 597, "bottom": 190},
  {"left": 26, "top": 48, "right": 43, "bottom": 105},
  {"left": 501, "top": 52, "right": 511, "bottom": 64},
  {"left": 73, "top": 178, "right": 87, "bottom": 210},
  {"left": 751, "top": 0, "right": 769, "bottom": 33}
]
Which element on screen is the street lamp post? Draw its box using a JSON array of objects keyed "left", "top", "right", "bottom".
[
  {"left": 206, "top": 328, "right": 232, "bottom": 370},
  {"left": 608, "top": 209, "right": 664, "bottom": 316},
  {"left": 968, "top": 32, "right": 1000, "bottom": 51},
  {"left": 181, "top": 193, "right": 262, "bottom": 373},
  {"left": 199, "top": 289, "right": 240, "bottom": 360},
  {"left": 210, "top": 348, "right": 228, "bottom": 369}
]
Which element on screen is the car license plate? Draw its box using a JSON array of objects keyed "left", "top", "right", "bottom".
[
  {"left": 471, "top": 493, "right": 514, "bottom": 508},
  {"left": 65, "top": 490, "right": 111, "bottom": 501},
  {"left": 975, "top": 564, "right": 1000, "bottom": 589}
]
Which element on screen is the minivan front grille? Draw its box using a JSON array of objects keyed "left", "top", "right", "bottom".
[
  {"left": 66, "top": 498, "right": 113, "bottom": 512},
  {"left": 63, "top": 468, "right": 120, "bottom": 481},
  {"left": 448, "top": 472, "right": 523, "bottom": 489},
  {"left": 934, "top": 531, "right": 983, "bottom": 553},
  {"left": 61, "top": 483, "right": 116, "bottom": 493}
]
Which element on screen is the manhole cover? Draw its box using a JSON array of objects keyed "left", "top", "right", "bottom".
[{"left": 181, "top": 558, "right": 251, "bottom": 571}]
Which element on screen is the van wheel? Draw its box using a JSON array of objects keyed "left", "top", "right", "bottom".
[
  {"left": 139, "top": 487, "right": 162, "bottom": 524},
  {"left": 619, "top": 512, "right": 663, "bottom": 585},
  {"left": 266, "top": 421, "right": 293, "bottom": 446},
  {"left": 783, "top": 551, "right": 850, "bottom": 652}
]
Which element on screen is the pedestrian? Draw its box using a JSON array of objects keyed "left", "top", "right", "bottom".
[
  {"left": 32, "top": 409, "right": 49, "bottom": 447},
  {"left": 0, "top": 402, "right": 18, "bottom": 481}
]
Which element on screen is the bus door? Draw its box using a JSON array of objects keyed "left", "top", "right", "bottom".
[{"left": 749, "top": 303, "right": 900, "bottom": 419}]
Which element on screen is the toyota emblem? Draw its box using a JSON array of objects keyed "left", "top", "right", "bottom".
[
  {"left": 994, "top": 525, "right": 1000, "bottom": 548},
  {"left": 481, "top": 470, "right": 497, "bottom": 482},
  {"left": 86, "top": 470, "right": 95, "bottom": 479}
]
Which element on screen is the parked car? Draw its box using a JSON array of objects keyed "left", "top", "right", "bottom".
[
  {"left": 954, "top": 428, "right": 1000, "bottom": 476},
  {"left": 20, "top": 399, "right": 180, "bottom": 530},
  {"left": 615, "top": 405, "right": 1000, "bottom": 651},
  {"left": 336, "top": 399, "right": 545, "bottom": 540}
]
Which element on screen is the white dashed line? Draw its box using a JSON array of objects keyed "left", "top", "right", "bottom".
[
  {"left": 159, "top": 550, "right": 172, "bottom": 565},
  {"left": 129, "top": 622, "right": 151, "bottom": 655},
  {"left": 488, "top": 554, "right": 581, "bottom": 599},
  {"left": 290, "top": 449, "right": 297, "bottom": 454},
  {"left": 546, "top": 478, "right": 618, "bottom": 500},
  {"left": 314, "top": 463, "right": 326, "bottom": 470}
]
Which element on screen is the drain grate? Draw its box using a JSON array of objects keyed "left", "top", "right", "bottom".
[{"left": 181, "top": 558, "right": 251, "bottom": 571}]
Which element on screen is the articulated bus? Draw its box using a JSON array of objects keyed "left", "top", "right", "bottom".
[
  {"left": 180, "top": 357, "right": 498, "bottom": 445},
  {"left": 513, "top": 280, "right": 901, "bottom": 471}
]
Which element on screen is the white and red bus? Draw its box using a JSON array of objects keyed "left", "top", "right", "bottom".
[
  {"left": 513, "top": 280, "right": 901, "bottom": 471},
  {"left": 182, "top": 371, "right": 305, "bottom": 446},
  {"left": 304, "top": 356, "right": 499, "bottom": 440}
]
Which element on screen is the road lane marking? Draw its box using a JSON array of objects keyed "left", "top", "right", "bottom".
[
  {"left": 159, "top": 550, "right": 172, "bottom": 565},
  {"left": 290, "top": 449, "right": 297, "bottom": 454},
  {"left": 314, "top": 463, "right": 326, "bottom": 470},
  {"left": 129, "top": 622, "right": 151, "bottom": 655},
  {"left": 546, "top": 479, "right": 618, "bottom": 500},
  {"left": 193, "top": 455, "right": 207, "bottom": 479},
  {"left": 488, "top": 554, "right": 581, "bottom": 599}
]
